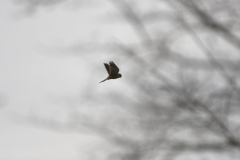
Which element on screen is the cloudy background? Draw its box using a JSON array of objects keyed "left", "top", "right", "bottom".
[
  {"left": 0, "top": 1, "right": 115, "bottom": 159},
  {"left": 1, "top": 0, "right": 240, "bottom": 160}
]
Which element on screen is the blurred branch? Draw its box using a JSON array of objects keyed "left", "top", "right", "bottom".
[
  {"left": 187, "top": 95, "right": 240, "bottom": 147},
  {"left": 168, "top": 0, "right": 229, "bottom": 74},
  {"left": 180, "top": 0, "right": 240, "bottom": 51},
  {"left": 109, "top": 0, "right": 153, "bottom": 46},
  {"left": 168, "top": 141, "right": 232, "bottom": 151},
  {"left": 166, "top": 2, "right": 240, "bottom": 145}
]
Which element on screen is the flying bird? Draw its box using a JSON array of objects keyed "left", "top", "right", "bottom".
[{"left": 99, "top": 61, "right": 122, "bottom": 83}]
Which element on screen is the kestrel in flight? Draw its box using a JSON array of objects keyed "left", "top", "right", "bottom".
[{"left": 99, "top": 61, "right": 122, "bottom": 83}]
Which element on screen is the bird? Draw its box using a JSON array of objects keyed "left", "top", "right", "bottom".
[{"left": 99, "top": 61, "right": 122, "bottom": 83}]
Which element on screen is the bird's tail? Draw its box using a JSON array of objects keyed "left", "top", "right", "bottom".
[{"left": 99, "top": 77, "right": 109, "bottom": 83}]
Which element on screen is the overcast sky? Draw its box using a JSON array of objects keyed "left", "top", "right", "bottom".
[
  {"left": 2, "top": 0, "right": 240, "bottom": 159},
  {"left": 0, "top": 1, "right": 131, "bottom": 159}
]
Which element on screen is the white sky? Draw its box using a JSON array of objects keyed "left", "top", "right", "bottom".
[
  {"left": 1, "top": 1, "right": 238, "bottom": 159},
  {"left": 0, "top": 1, "right": 130, "bottom": 159}
]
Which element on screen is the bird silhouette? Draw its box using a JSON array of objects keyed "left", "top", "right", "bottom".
[{"left": 99, "top": 61, "right": 122, "bottom": 83}]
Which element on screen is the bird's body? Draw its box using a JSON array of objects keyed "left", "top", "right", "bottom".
[{"left": 99, "top": 61, "right": 122, "bottom": 83}]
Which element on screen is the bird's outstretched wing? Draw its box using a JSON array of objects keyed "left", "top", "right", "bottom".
[
  {"left": 104, "top": 63, "right": 110, "bottom": 75},
  {"left": 109, "top": 61, "right": 119, "bottom": 76}
]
